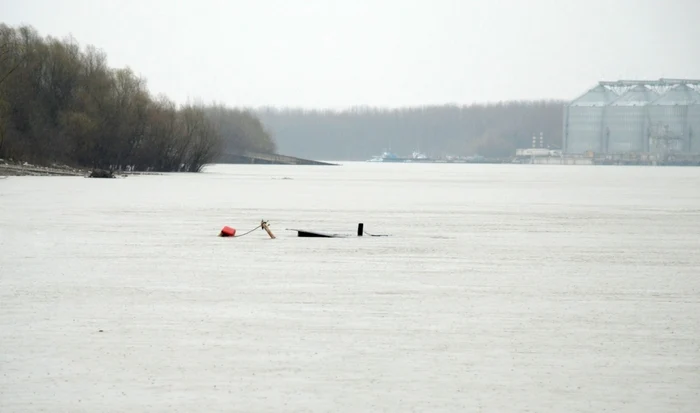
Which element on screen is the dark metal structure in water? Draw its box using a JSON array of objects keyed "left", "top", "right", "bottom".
[{"left": 290, "top": 223, "right": 387, "bottom": 238}]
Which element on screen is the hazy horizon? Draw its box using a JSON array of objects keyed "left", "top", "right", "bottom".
[{"left": 3, "top": 0, "right": 699, "bottom": 110}]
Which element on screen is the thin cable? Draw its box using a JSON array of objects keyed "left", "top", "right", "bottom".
[
  {"left": 231, "top": 224, "right": 262, "bottom": 238},
  {"left": 363, "top": 230, "right": 389, "bottom": 237}
]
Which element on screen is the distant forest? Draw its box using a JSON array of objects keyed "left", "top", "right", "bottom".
[
  {"left": 0, "top": 24, "right": 276, "bottom": 172},
  {"left": 1, "top": 23, "right": 567, "bottom": 169},
  {"left": 256, "top": 101, "right": 566, "bottom": 160}
]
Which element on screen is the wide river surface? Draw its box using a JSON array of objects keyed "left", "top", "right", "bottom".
[{"left": 1, "top": 162, "right": 699, "bottom": 412}]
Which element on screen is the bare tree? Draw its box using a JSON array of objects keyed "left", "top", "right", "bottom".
[
  {"left": 179, "top": 104, "right": 223, "bottom": 172},
  {"left": 0, "top": 23, "right": 270, "bottom": 171}
]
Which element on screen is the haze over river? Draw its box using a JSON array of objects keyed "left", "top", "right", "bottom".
[{"left": 1, "top": 162, "right": 699, "bottom": 412}]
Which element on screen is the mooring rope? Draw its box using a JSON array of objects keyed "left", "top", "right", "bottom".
[
  {"left": 363, "top": 230, "right": 388, "bottom": 237},
  {"left": 228, "top": 220, "right": 271, "bottom": 238}
]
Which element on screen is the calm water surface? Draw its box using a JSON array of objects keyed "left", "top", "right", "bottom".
[{"left": 1, "top": 163, "right": 699, "bottom": 412}]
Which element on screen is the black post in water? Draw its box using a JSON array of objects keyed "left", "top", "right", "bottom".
[{"left": 357, "top": 223, "right": 364, "bottom": 237}]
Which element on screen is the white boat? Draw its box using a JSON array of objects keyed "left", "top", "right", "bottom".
[
  {"left": 366, "top": 151, "right": 405, "bottom": 162},
  {"left": 367, "top": 150, "right": 434, "bottom": 163}
]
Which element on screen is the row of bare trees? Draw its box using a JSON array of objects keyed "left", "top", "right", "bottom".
[
  {"left": 0, "top": 24, "right": 276, "bottom": 172},
  {"left": 256, "top": 101, "right": 566, "bottom": 160}
]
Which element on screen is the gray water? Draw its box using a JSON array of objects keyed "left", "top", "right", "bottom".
[{"left": 1, "top": 163, "right": 699, "bottom": 412}]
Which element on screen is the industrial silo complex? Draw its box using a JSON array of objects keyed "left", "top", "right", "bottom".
[
  {"left": 647, "top": 84, "right": 700, "bottom": 154},
  {"left": 605, "top": 85, "right": 659, "bottom": 153},
  {"left": 562, "top": 85, "right": 617, "bottom": 154},
  {"left": 562, "top": 79, "right": 700, "bottom": 164}
]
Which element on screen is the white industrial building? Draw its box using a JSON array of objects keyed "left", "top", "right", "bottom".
[{"left": 563, "top": 79, "right": 700, "bottom": 155}]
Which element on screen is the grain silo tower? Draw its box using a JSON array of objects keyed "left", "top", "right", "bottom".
[
  {"left": 648, "top": 83, "right": 700, "bottom": 154},
  {"left": 604, "top": 85, "right": 658, "bottom": 153},
  {"left": 562, "top": 85, "right": 618, "bottom": 153},
  {"left": 691, "top": 94, "right": 700, "bottom": 153}
]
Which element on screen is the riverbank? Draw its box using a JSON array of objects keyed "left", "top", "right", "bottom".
[
  {"left": 0, "top": 162, "right": 164, "bottom": 177},
  {"left": 0, "top": 162, "right": 85, "bottom": 177}
]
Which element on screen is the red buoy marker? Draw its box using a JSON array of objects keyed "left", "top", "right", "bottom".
[{"left": 220, "top": 226, "right": 236, "bottom": 237}]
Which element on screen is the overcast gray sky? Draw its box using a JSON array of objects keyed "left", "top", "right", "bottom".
[{"left": 2, "top": 0, "right": 699, "bottom": 109}]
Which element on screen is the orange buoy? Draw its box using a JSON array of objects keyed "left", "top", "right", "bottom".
[{"left": 220, "top": 226, "right": 236, "bottom": 237}]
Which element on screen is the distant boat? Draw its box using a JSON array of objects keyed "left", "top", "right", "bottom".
[
  {"left": 366, "top": 151, "right": 405, "bottom": 162},
  {"left": 405, "top": 151, "right": 432, "bottom": 162},
  {"left": 367, "top": 150, "right": 434, "bottom": 163}
]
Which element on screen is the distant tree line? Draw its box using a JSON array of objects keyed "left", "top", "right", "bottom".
[
  {"left": 0, "top": 24, "right": 276, "bottom": 172},
  {"left": 256, "top": 101, "right": 566, "bottom": 160}
]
